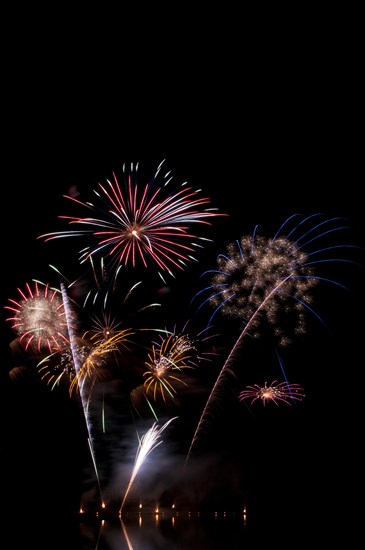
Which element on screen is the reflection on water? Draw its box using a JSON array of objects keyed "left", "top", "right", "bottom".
[
  {"left": 8, "top": 501, "right": 312, "bottom": 548},
  {"left": 80, "top": 511, "right": 249, "bottom": 550}
]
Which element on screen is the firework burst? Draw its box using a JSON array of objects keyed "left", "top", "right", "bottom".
[
  {"left": 37, "top": 343, "right": 84, "bottom": 391},
  {"left": 239, "top": 380, "right": 305, "bottom": 406},
  {"left": 82, "top": 310, "right": 126, "bottom": 345},
  {"left": 186, "top": 213, "right": 358, "bottom": 461},
  {"left": 4, "top": 280, "right": 72, "bottom": 354},
  {"left": 142, "top": 321, "right": 220, "bottom": 404},
  {"left": 143, "top": 333, "right": 195, "bottom": 403},
  {"left": 37, "top": 330, "right": 133, "bottom": 396},
  {"left": 38, "top": 159, "right": 227, "bottom": 283}
]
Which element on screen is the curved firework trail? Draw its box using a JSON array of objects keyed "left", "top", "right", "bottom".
[
  {"left": 186, "top": 277, "right": 292, "bottom": 463},
  {"left": 38, "top": 159, "right": 228, "bottom": 284},
  {"left": 185, "top": 213, "right": 359, "bottom": 462}
]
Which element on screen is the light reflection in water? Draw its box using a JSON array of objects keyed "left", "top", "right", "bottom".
[{"left": 80, "top": 511, "right": 248, "bottom": 550}]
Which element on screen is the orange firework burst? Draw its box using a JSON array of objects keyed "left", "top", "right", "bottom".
[
  {"left": 82, "top": 313, "right": 135, "bottom": 349},
  {"left": 38, "top": 329, "right": 133, "bottom": 396},
  {"left": 143, "top": 333, "right": 196, "bottom": 402}
]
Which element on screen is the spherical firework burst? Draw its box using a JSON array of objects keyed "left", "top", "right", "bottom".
[
  {"left": 239, "top": 380, "right": 305, "bottom": 406},
  {"left": 208, "top": 234, "right": 316, "bottom": 344},
  {"left": 4, "top": 280, "right": 73, "bottom": 354},
  {"left": 38, "top": 159, "right": 228, "bottom": 283},
  {"left": 194, "top": 213, "right": 356, "bottom": 346}
]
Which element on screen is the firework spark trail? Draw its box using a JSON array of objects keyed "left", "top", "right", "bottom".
[
  {"left": 185, "top": 276, "right": 292, "bottom": 464},
  {"left": 60, "top": 281, "right": 103, "bottom": 504},
  {"left": 120, "top": 519, "right": 134, "bottom": 550},
  {"left": 119, "top": 416, "right": 178, "bottom": 517}
]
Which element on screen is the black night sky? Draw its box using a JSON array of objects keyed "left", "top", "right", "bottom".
[{"left": 0, "top": 17, "right": 363, "bottom": 548}]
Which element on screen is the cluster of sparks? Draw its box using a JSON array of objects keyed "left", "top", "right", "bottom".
[{"left": 3, "top": 156, "right": 359, "bottom": 516}]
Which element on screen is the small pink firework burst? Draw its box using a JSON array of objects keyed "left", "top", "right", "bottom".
[
  {"left": 238, "top": 380, "right": 305, "bottom": 406},
  {"left": 4, "top": 281, "right": 73, "bottom": 354}
]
